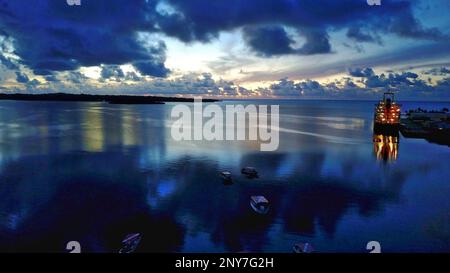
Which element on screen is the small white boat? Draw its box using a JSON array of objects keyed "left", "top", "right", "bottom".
[
  {"left": 118, "top": 233, "right": 142, "bottom": 253},
  {"left": 220, "top": 171, "right": 232, "bottom": 182},
  {"left": 250, "top": 196, "right": 269, "bottom": 214},
  {"left": 293, "top": 242, "right": 314, "bottom": 253},
  {"left": 241, "top": 167, "right": 258, "bottom": 178}
]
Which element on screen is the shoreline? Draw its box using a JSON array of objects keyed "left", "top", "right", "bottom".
[{"left": 0, "top": 93, "right": 220, "bottom": 104}]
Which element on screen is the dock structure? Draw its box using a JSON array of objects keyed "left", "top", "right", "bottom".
[{"left": 400, "top": 108, "right": 450, "bottom": 146}]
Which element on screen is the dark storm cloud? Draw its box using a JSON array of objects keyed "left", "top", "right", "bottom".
[
  {"left": 15, "top": 71, "right": 29, "bottom": 83},
  {"left": 387, "top": 12, "right": 444, "bottom": 41},
  {"left": 0, "top": 0, "right": 448, "bottom": 98},
  {"left": 346, "top": 26, "right": 382, "bottom": 44},
  {"left": 0, "top": 0, "right": 169, "bottom": 77},
  {"left": 241, "top": 25, "right": 331, "bottom": 56},
  {"left": 133, "top": 60, "right": 170, "bottom": 77},
  {"left": 0, "top": 0, "right": 444, "bottom": 75},
  {"left": 243, "top": 26, "right": 296, "bottom": 56},
  {"left": 160, "top": 0, "right": 446, "bottom": 56},
  {"left": 242, "top": 25, "right": 332, "bottom": 56},
  {"left": 132, "top": 41, "right": 170, "bottom": 76},
  {"left": 296, "top": 28, "right": 331, "bottom": 55},
  {"left": 33, "top": 69, "right": 55, "bottom": 76}
]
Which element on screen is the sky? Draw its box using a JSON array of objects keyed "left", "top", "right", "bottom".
[{"left": 0, "top": 0, "right": 449, "bottom": 99}]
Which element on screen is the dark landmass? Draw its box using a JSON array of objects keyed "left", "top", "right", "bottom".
[
  {"left": 399, "top": 108, "right": 450, "bottom": 146},
  {"left": 0, "top": 93, "right": 219, "bottom": 104}
]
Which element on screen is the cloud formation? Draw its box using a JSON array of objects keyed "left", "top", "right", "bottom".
[
  {"left": 15, "top": 71, "right": 40, "bottom": 88},
  {"left": 424, "top": 67, "right": 450, "bottom": 76},
  {"left": 0, "top": 0, "right": 447, "bottom": 78},
  {"left": 349, "top": 67, "right": 375, "bottom": 78},
  {"left": 6, "top": 66, "right": 450, "bottom": 100},
  {"left": 0, "top": 0, "right": 169, "bottom": 77},
  {"left": 263, "top": 67, "right": 450, "bottom": 99},
  {"left": 0, "top": 0, "right": 448, "bottom": 99},
  {"left": 160, "top": 0, "right": 446, "bottom": 56},
  {"left": 15, "top": 72, "right": 29, "bottom": 83}
]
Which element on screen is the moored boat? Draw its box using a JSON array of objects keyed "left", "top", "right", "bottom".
[
  {"left": 118, "top": 233, "right": 142, "bottom": 253},
  {"left": 293, "top": 242, "right": 315, "bottom": 253},
  {"left": 241, "top": 167, "right": 258, "bottom": 178},
  {"left": 220, "top": 171, "right": 233, "bottom": 184},
  {"left": 250, "top": 196, "right": 269, "bottom": 214}
]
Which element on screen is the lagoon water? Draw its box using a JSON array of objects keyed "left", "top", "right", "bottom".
[{"left": 0, "top": 99, "right": 449, "bottom": 252}]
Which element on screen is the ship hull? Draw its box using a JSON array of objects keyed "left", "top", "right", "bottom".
[{"left": 373, "top": 123, "right": 399, "bottom": 134}]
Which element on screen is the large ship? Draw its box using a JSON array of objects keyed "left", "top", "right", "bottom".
[{"left": 373, "top": 92, "right": 401, "bottom": 133}]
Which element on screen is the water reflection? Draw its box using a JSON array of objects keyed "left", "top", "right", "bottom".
[
  {"left": 82, "top": 108, "right": 105, "bottom": 152},
  {"left": 0, "top": 100, "right": 449, "bottom": 252},
  {"left": 373, "top": 131, "right": 399, "bottom": 162}
]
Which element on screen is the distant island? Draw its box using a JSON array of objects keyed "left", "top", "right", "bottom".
[{"left": 0, "top": 93, "right": 219, "bottom": 104}]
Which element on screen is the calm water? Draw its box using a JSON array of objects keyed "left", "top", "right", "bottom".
[{"left": 0, "top": 99, "right": 449, "bottom": 253}]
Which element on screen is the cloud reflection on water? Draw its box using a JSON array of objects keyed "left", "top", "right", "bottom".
[{"left": 0, "top": 100, "right": 449, "bottom": 252}]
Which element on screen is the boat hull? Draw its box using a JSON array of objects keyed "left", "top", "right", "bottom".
[
  {"left": 373, "top": 123, "right": 399, "bottom": 135},
  {"left": 250, "top": 201, "right": 269, "bottom": 215}
]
